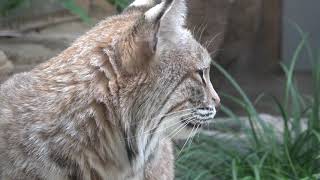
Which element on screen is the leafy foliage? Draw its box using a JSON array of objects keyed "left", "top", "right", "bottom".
[
  {"left": 107, "top": 0, "right": 130, "bottom": 12},
  {"left": 59, "top": 0, "right": 91, "bottom": 24},
  {"left": 0, "top": 0, "right": 30, "bottom": 16},
  {"left": 0, "top": 0, "right": 92, "bottom": 23},
  {"left": 0, "top": 0, "right": 130, "bottom": 19},
  {"left": 176, "top": 29, "right": 320, "bottom": 180}
]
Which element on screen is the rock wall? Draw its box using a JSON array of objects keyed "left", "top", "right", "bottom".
[
  {"left": 187, "top": 0, "right": 230, "bottom": 59},
  {"left": 188, "top": 0, "right": 263, "bottom": 72}
]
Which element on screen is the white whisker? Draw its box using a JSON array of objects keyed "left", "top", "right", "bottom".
[
  {"left": 122, "top": 114, "right": 193, "bottom": 141},
  {"left": 209, "top": 49, "right": 223, "bottom": 57},
  {"left": 128, "top": 109, "right": 193, "bottom": 126},
  {"left": 177, "top": 124, "right": 196, "bottom": 158},
  {"left": 205, "top": 32, "right": 222, "bottom": 49},
  {"left": 160, "top": 117, "right": 196, "bottom": 141},
  {"left": 199, "top": 23, "right": 208, "bottom": 43}
]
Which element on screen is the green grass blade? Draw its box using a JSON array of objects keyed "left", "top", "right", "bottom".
[
  {"left": 211, "top": 60, "right": 260, "bottom": 146},
  {"left": 60, "top": 0, "right": 92, "bottom": 24},
  {"left": 291, "top": 21, "right": 315, "bottom": 66},
  {"left": 283, "top": 34, "right": 308, "bottom": 108},
  {"left": 232, "top": 159, "right": 238, "bottom": 180}
]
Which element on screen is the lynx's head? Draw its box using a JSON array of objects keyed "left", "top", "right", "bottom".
[{"left": 95, "top": 0, "right": 220, "bottom": 142}]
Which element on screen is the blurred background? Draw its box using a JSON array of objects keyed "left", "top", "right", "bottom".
[{"left": 1, "top": 0, "right": 319, "bottom": 179}]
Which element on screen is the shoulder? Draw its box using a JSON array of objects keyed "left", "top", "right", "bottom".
[{"left": 0, "top": 72, "right": 33, "bottom": 93}]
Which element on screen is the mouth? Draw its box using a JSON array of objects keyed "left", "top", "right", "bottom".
[
  {"left": 185, "top": 121, "right": 202, "bottom": 128},
  {"left": 182, "top": 107, "right": 216, "bottom": 128}
]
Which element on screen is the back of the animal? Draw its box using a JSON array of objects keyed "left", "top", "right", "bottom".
[
  {"left": 0, "top": 19, "right": 130, "bottom": 180},
  {"left": 0, "top": 0, "right": 221, "bottom": 179},
  {"left": 0, "top": 2, "right": 138, "bottom": 176}
]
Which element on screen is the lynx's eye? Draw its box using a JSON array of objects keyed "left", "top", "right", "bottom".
[{"left": 197, "top": 69, "right": 206, "bottom": 85}]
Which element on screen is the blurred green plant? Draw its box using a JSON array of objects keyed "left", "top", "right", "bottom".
[
  {"left": 175, "top": 27, "right": 320, "bottom": 180},
  {"left": 0, "top": 0, "right": 92, "bottom": 24},
  {"left": 107, "top": 0, "right": 129, "bottom": 12},
  {"left": 0, "top": 0, "right": 130, "bottom": 19},
  {"left": 0, "top": 0, "right": 28, "bottom": 16},
  {"left": 59, "top": 0, "right": 91, "bottom": 24}
]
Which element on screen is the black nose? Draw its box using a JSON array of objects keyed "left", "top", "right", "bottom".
[{"left": 212, "top": 98, "right": 221, "bottom": 109}]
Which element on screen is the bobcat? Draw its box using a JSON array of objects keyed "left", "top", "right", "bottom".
[{"left": 0, "top": 0, "right": 220, "bottom": 179}]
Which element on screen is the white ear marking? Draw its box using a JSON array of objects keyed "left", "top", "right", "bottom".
[
  {"left": 144, "top": 2, "right": 166, "bottom": 21},
  {"left": 130, "top": 0, "right": 155, "bottom": 7},
  {"left": 156, "top": 0, "right": 187, "bottom": 41},
  {"left": 161, "top": 0, "right": 187, "bottom": 27}
]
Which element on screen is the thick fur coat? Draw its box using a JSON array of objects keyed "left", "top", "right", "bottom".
[{"left": 0, "top": 0, "right": 220, "bottom": 179}]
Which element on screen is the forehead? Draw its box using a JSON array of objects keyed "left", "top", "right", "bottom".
[
  {"left": 196, "top": 45, "right": 212, "bottom": 68},
  {"left": 159, "top": 29, "right": 212, "bottom": 70},
  {"left": 183, "top": 31, "right": 212, "bottom": 68}
]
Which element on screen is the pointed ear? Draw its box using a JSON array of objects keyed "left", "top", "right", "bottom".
[
  {"left": 119, "top": 0, "right": 187, "bottom": 74},
  {"left": 158, "top": 0, "right": 187, "bottom": 40},
  {"left": 119, "top": 2, "right": 168, "bottom": 74}
]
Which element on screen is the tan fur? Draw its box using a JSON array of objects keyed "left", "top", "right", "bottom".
[
  {"left": 0, "top": 0, "right": 220, "bottom": 179},
  {"left": 144, "top": 140, "right": 174, "bottom": 180}
]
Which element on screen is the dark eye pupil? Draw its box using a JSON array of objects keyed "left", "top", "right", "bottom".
[{"left": 198, "top": 70, "right": 206, "bottom": 85}]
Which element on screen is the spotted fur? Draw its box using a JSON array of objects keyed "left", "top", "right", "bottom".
[{"left": 0, "top": 0, "right": 220, "bottom": 179}]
